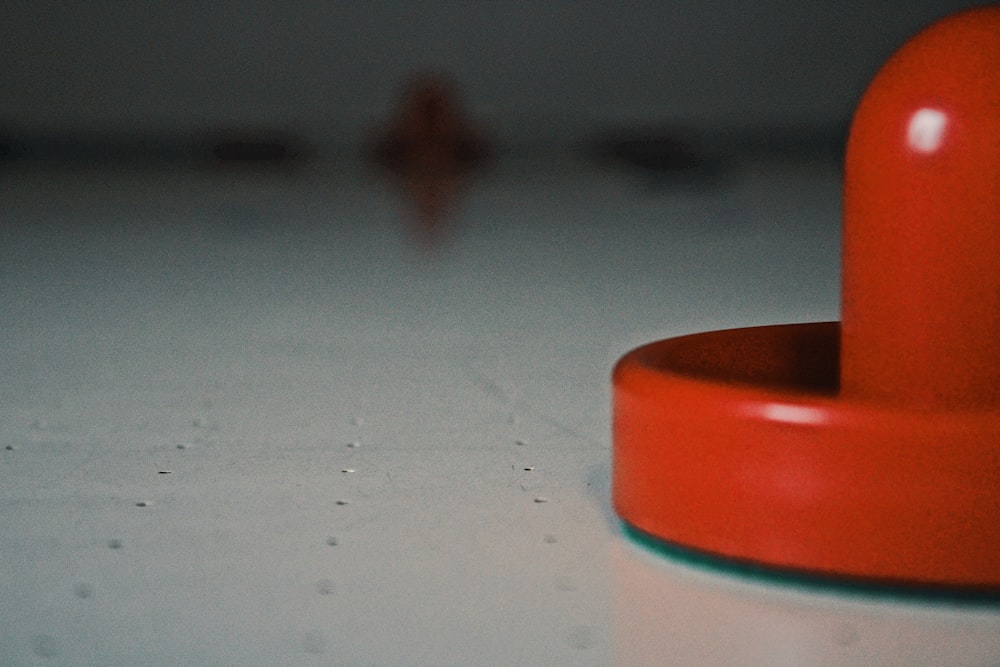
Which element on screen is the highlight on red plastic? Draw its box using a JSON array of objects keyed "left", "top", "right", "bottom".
[{"left": 612, "top": 7, "right": 1000, "bottom": 591}]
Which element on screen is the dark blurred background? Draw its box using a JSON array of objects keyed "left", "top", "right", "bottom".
[{"left": 0, "top": 1, "right": 984, "bottom": 162}]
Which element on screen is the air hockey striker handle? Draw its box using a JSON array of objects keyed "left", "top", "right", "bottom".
[{"left": 612, "top": 7, "right": 1000, "bottom": 591}]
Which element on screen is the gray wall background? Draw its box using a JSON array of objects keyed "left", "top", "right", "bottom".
[{"left": 0, "top": 1, "right": 984, "bottom": 152}]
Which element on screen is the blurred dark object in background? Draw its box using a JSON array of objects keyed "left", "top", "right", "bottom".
[
  {"left": 208, "top": 128, "right": 311, "bottom": 167},
  {"left": 590, "top": 128, "right": 729, "bottom": 188},
  {"left": 213, "top": 140, "right": 289, "bottom": 162},
  {"left": 370, "top": 74, "right": 489, "bottom": 244},
  {"left": 371, "top": 74, "right": 488, "bottom": 174}
]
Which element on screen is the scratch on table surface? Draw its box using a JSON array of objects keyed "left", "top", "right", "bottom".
[{"left": 463, "top": 367, "right": 602, "bottom": 447}]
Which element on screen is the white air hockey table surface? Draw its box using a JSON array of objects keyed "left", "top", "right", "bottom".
[{"left": 2, "top": 153, "right": 997, "bottom": 665}]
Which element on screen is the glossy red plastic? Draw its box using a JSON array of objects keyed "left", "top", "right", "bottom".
[{"left": 613, "top": 7, "right": 1000, "bottom": 589}]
